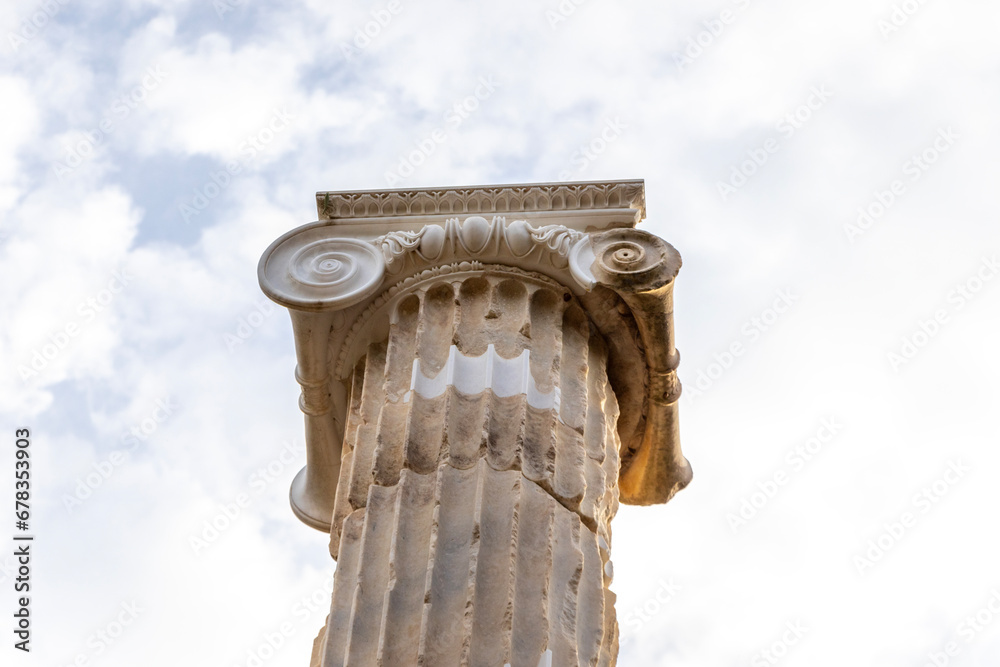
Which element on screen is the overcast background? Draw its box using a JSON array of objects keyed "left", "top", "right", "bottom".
[{"left": 2, "top": 0, "right": 999, "bottom": 665}]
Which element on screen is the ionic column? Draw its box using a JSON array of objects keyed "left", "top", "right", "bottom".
[{"left": 257, "top": 181, "right": 691, "bottom": 667}]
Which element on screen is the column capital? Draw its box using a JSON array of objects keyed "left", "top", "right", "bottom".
[{"left": 258, "top": 180, "right": 690, "bottom": 531}]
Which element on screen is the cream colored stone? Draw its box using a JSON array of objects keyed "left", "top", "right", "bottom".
[{"left": 258, "top": 181, "right": 690, "bottom": 666}]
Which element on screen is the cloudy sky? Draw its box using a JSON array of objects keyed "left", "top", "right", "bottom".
[{"left": 2, "top": 0, "right": 999, "bottom": 665}]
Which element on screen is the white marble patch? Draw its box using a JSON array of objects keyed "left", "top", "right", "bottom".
[{"left": 406, "top": 344, "right": 560, "bottom": 412}]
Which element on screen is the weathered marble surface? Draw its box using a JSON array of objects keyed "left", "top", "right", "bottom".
[{"left": 259, "top": 181, "right": 690, "bottom": 666}]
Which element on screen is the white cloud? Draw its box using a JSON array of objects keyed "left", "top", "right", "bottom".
[
  {"left": 0, "top": 75, "right": 38, "bottom": 210},
  {"left": 3, "top": 1, "right": 1000, "bottom": 665}
]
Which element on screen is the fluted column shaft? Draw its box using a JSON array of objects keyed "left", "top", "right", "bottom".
[{"left": 316, "top": 267, "right": 621, "bottom": 667}]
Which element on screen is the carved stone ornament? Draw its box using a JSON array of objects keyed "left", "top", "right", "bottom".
[
  {"left": 317, "top": 180, "right": 646, "bottom": 221},
  {"left": 257, "top": 180, "right": 690, "bottom": 666}
]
